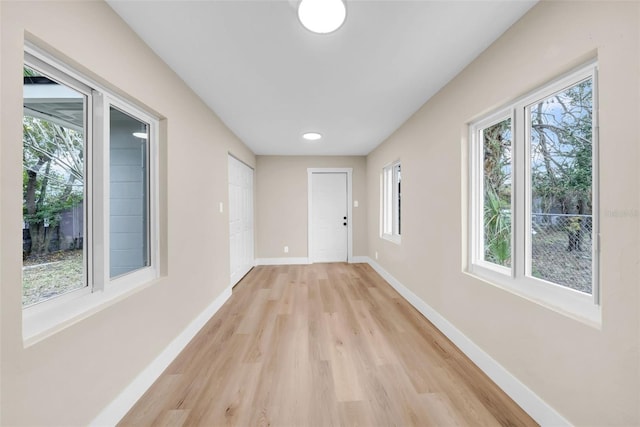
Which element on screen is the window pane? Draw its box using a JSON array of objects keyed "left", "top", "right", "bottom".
[
  {"left": 383, "top": 167, "right": 392, "bottom": 234},
  {"left": 109, "top": 107, "right": 149, "bottom": 278},
  {"left": 395, "top": 163, "right": 401, "bottom": 235},
  {"left": 482, "top": 118, "right": 512, "bottom": 267},
  {"left": 529, "top": 78, "right": 593, "bottom": 294},
  {"left": 22, "top": 66, "right": 86, "bottom": 306}
]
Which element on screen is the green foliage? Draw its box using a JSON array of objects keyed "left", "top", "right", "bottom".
[
  {"left": 24, "top": 66, "right": 38, "bottom": 77},
  {"left": 530, "top": 79, "right": 593, "bottom": 215},
  {"left": 482, "top": 118, "right": 512, "bottom": 266},
  {"left": 23, "top": 190, "right": 82, "bottom": 228},
  {"left": 483, "top": 118, "right": 511, "bottom": 196},
  {"left": 484, "top": 187, "right": 511, "bottom": 266},
  {"left": 23, "top": 113, "right": 84, "bottom": 255}
]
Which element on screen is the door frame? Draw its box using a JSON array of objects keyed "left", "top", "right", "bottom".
[{"left": 307, "top": 168, "right": 353, "bottom": 263}]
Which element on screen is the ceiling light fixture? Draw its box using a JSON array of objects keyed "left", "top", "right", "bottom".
[
  {"left": 132, "top": 132, "right": 148, "bottom": 139},
  {"left": 302, "top": 132, "right": 322, "bottom": 141},
  {"left": 297, "top": 0, "right": 346, "bottom": 34}
]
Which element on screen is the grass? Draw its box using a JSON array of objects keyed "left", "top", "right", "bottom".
[
  {"left": 23, "top": 249, "right": 85, "bottom": 307},
  {"left": 531, "top": 229, "right": 592, "bottom": 294}
]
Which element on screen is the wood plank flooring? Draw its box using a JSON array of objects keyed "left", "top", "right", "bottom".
[{"left": 119, "top": 263, "right": 537, "bottom": 427}]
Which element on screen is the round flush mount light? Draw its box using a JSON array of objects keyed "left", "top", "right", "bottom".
[
  {"left": 298, "top": 0, "right": 346, "bottom": 34},
  {"left": 302, "top": 132, "right": 323, "bottom": 141}
]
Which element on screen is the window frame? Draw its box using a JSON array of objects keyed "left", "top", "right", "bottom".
[
  {"left": 102, "top": 96, "right": 159, "bottom": 289},
  {"left": 467, "top": 62, "right": 600, "bottom": 326},
  {"left": 381, "top": 160, "right": 401, "bottom": 243},
  {"left": 470, "top": 109, "right": 514, "bottom": 277},
  {"left": 22, "top": 45, "right": 160, "bottom": 344}
]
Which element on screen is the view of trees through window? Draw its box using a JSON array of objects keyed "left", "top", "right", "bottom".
[
  {"left": 529, "top": 78, "right": 593, "bottom": 293},
  {"left": 483, "top": 118, "right": 512, "bottom": 267},
  {"left": 481, "top": 77, "right": 594, "bottom": 294},
  {"left": 23, "top": 66, "right": 86, "bottom": 306}
]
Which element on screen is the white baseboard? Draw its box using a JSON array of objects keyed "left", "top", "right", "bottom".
[
  {"left": 255, "top": 257, "right": 310, "bottom": 265},
  {"left": 365, "top": 257, "right": 570, "bottom": 427},
  {"left": 255, "top": 256, "right": 368, "bottom": 265},
  {"left": 90, "top": 286, "right": 233, "bottom": 427}
]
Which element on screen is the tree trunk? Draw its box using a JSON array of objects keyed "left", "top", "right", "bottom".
[
  {"left": 37, "top": 160, "right": 51, "bottom": 211},
  {"left": 24, "top": 158, "right": 48, "bottom": 257},
  {"left": 534, "top": 106, "right": 571, "bottom": 214},
  {"left": 29, "top": 223, "right": 47, "bottom": 256},
  {"left": 43, "top": 225, "right": 57, "bottom": 254}
]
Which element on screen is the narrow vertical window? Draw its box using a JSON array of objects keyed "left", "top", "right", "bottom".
[
  {"left": 382, "top": 160, "right": 401, "bottom": 242},
  {"left": 22, "top": 65, "right": 88, "bottom": 307},
  {"left": 395, "top": 163, "right": 401, "bottom": 235},
  {"left": 528, "top": 77, "right": 594, "bottom": 294},
  {"left": 482, "top": 118, "right": 512, "bottom": 268},
  {"left": 109, "top": 106, "right": 150, "bottom": 278},
  {"left": 382, "top": 166, "right": 393, "bottom": 235}
]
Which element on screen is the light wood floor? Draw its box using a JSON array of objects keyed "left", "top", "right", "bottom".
[{"left": 119, "top": 263, "right": 537, "bottom": 427}]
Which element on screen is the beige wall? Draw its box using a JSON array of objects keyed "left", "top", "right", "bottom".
[
  {"left": 366, "top": 1, "right": 640, "bottom": 425},
  {"left": 2, "top": 1, "right": 639, "bottom": 425},
  {"left": 256, "top": 156, "right": 367, "bottom": 259},
  {"left": 0, "top": 1, "right": 254, "bottom": 425}
]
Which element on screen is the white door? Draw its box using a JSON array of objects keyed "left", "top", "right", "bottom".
[
  {"left": 310, "top": 172, "right": 348, "bottom": 263},
  {"left": 229, "top": 155, "right": 254, "bottom": 286}
]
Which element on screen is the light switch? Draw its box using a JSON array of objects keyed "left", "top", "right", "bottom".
[
  {"left": 354, "top": 200, "right": 359, "bottom": 208},
  {"left": 219, "top": 202, "right": 224, "bottom": 213}
]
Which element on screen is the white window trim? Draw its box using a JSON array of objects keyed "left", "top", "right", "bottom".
[
  {"left": 381, "top": 160, "right": 401, "bottom": 244},
  {"left": 467, "top": 61, "right": 600, "bottom": 327},
  {"left": 22, "top": 44, "right": 161, "bottom": 345},
  {"left": 102, "top": 96, "right": 160, "bottom": 289}
]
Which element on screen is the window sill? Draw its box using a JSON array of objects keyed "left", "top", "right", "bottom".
[
  {"left": 23, "top": 273, "right": 160, "bottom": 347},
  {"left": 381, "top": 234, "right": 401, "bottom": 245},
  {"left": 465, "top": 265, "right": 601, "bottom": 329}
]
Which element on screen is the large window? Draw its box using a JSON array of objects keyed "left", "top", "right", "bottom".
[
  {"left": 382, "top": 161, "right": 401, "bottom": 242},
  {"left": 23, "top": 64, "right": 88, "bottom": 306},
  {"left": 22, "top": 49, "right": 158, "bottom": 315},
  {"left": 469, "top": 62, "right": 599, "bottom": 323}
]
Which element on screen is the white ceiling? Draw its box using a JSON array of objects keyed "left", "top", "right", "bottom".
[{"left": 107, "top": 0, "right": 537, "bottom": 156}]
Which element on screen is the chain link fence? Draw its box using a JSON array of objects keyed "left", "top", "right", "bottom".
[{"left": 531, "top": 213, "right": 592, "bottom": 294}]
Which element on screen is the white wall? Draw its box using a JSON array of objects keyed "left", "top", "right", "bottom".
[{"left": 366, "top": 1, "right": 640, "bottom": 425}]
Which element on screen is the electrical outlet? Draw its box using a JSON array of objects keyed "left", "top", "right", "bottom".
[
  {"left": 375, "top": 251, "right": 379, "bottom": 260},
  {"left": 284, "top": 246, "right": 289, "bottom": 253}
]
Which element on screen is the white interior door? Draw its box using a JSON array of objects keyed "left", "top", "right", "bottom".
[
  {"left": 229, "top": 155, "right": 254, "bottom": 286},
  {"left": 310, "top": 172, "right": 348, "bottom": 263}
]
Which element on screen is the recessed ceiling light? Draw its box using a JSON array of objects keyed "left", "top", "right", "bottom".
[
  {"left": 302, "top": 132, "right": 322, "bottom": 141},
  {"left": 132, "top": 132, "right": 148, "bottom": 139},
  {"left": 298, "top": 0, "right": 346, "bottom": 34}
]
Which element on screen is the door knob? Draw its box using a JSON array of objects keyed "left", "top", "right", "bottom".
[
  {"left": 343, "top": 216, "right": 347, "bottom": 220},
  {"left": 343, "top": 222, "right": 347, "bottom": 226}
]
